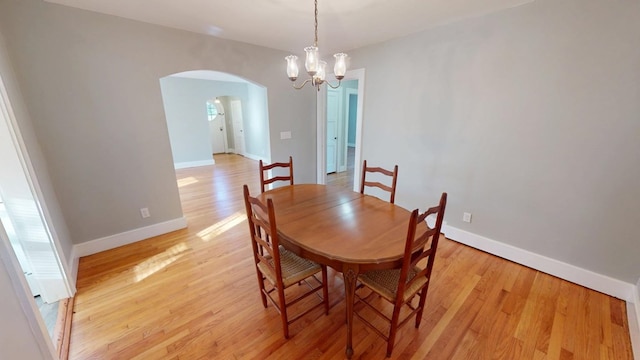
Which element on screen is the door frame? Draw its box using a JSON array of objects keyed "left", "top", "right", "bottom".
[
  {"left": 341, "top": 88, "right": 358, "bottom": 172},
  {"left": 316, "top": 68, "right": 365, "bottom": 191},
  {"left": 0, "top": 72, "right": 67, "bottom": 358},
  {"left": 0, "top": 73, "right": 74, "bottom": 298}
]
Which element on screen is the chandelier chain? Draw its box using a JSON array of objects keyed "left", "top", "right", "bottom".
[{"left": 314, "top": 0, "right": 318, "bottom": 47}]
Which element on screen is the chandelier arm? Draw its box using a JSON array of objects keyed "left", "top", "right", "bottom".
[
  {"left": 326, "top": 79, "right": 342, "bottom": 89},
  {"left": 292, "top": 79, "right": 313, "bottom": 90}
]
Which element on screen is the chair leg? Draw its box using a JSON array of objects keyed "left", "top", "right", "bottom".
[
  {"left": 386, "top": 303, "right": 403, "bottom": 357},
  {"left": 277, "top": 285, "right": 289, "bottom": 339},
  {"left": 256, "top": 269, "right": 267, "bottom": 308},
  {"left": 415, "top": 288, "right": 429, "bottom": 328},
  {"left": 322, "top": 266, "right": 329, "bottom": 315}
]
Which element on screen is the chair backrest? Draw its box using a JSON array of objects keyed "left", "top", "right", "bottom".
[
  {"left": 360, "top": 160, "right": 399, "bottom": 203},
  {"left": 259, "top": 156, "right": 294, "bottom": 193},
  {"left": 243, "top": 184, "right": 283, "bottom": 284},
  {"left": 395, "top": 192, "right": 447, "bottom": 305}
]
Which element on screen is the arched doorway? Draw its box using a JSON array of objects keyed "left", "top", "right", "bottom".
[{"left": 159, "top": 70, "right": 271, "bottom": 169}]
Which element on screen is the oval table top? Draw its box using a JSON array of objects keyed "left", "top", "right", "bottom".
[{"left": 257, "top": 183, "right": 417, "bottom": 271}]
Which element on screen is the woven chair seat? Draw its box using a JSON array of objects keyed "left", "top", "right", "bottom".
[
  {"left": 258, "top": 246, "right": 321, "bottom": 288},
  {"left": 358, "top": 266, "right": 428, "bottom": 302}
]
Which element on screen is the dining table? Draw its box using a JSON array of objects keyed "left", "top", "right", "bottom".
[{"left": 257, "top": 183, "right": 423, "bottom": 358}]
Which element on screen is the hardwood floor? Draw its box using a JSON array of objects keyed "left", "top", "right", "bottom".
[
  {"left": 69, "top": 154, "right": 633, "bottom": 359},
  {"left": 327, "top": 146, "right": 355, "bottom": 189}
]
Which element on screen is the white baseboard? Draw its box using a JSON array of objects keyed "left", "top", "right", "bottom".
[
  {"left": 174, "top": 159, "right": 214, "bottom": 169},
  {"left": 631, "top": 283, "right": 640, "bottom": 359},
  {"left": 442, "top": 224, "right": 636, "bottom": 302},
  {"left": 242, "top": 152, "right": 268, "bottom": 163},
  {"left": 71, "top": 217, "right": 187, "bottom": 278},
  {"left": 70, "top": 255, "right": 79, "bottom": 290}
]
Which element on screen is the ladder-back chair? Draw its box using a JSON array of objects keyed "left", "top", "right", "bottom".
[
  {"left": 242, "top": 184, "right": 329, "bottom": 338},
  {"left": 354, "top": 192, "right": 447, "bottom": 356},
  {"left": 259, "top": 156, "right": 294, "bottom": 193},
  {"left": 360, "top": 160, "right": 399, "bottom": 203}
]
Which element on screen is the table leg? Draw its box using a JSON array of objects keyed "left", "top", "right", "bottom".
[{"left": 343, "top": 265, "right": 358, "bottom": 359}]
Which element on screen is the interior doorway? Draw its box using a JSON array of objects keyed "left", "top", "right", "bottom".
[
  {"left": 0, "top": 71, "right": 72, "bottom": 354},
  {"left": 209, "top": 95, "right": 245, "bottom": 156},
  {"left": 326, "top": 88, "right": 339, "bottom": 174},
  {"left": 325, "top": 83, "right": 358, "bottom": 189},
  {"left": 318, "top": 69, "right": 365, "bottom": 190},
  {"left": 207, "top": 98, "right": 228, "bottom": 154},
  {"left": 230, "top": 98, "right": 246, "bottom": 156}
]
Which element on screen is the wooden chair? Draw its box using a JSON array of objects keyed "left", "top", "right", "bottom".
[
  {"left": 259, "top": 156, "right": 294, "bottom": 193},
  {"left": 354, "top": 192, "right": 447, "bottom": 357},
  {"left": 360, "top": 160, "right": 399, "bottom": 203},
  {"left": 242, "top": 185, "right": 329, "bottom": 339}
]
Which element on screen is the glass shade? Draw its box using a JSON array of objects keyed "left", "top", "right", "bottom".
[
  {"left": 333, "top": 53, "right": 347, "bottom": 79},
  {"left": 285, "top": 55, "right": 299, "bottom": 80},
  {"left": 315, "top": 61, "right": 327, "bottom": 82},
  {"left": 304, "top": 46, "right": 319, "bottom": 75}
]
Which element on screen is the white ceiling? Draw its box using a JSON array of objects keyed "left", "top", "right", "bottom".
[{"left": 45, "top": 0, "right": 533, "bottom": 54}]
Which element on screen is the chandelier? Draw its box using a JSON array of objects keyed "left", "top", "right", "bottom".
[{"left": 285, "top": 0, "right": 348, "bottom": 91}]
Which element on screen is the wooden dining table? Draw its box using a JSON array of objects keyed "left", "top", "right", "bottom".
[{"left": 257, "top": 183, "right": 421, "bottom": 358}]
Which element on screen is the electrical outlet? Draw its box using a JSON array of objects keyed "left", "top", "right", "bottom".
[
  {"left": 140, "top": 207, "right": 150, "bottom": 218},
  {"left": 463, "top": 212, "right": 472, "bottom": 223}
]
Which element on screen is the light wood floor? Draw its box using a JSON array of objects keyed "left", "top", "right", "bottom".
[
  {"left": 69, "top": 154, "right": 633, "bottom": 359},
  {"left": 327, "top": 146, "right": 355, "bottom": 189}
]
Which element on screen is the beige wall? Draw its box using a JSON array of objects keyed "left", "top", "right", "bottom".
[
  {"left": 0, "top": 0, "right": 316, "bottom": 245},
  {"left": 349, "top": 0, "right": 640, "bottom": 282}
]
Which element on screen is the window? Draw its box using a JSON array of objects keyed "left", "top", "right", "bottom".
[{"left": 206, "top": 101, "right": 217, "bottom": 122}]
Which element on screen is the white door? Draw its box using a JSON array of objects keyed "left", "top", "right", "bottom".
[
  {"left": 0, "top": 196, "right": 40, "bottom": 296},
  {"left": 326, "top": 88, "right": 339, "bottom": 174},
  {"left": 230, "top": 100, "right": 245, "bottom": 156},
  {"left": 209, "top": 115, "right": 226, "bottom": 154}
]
